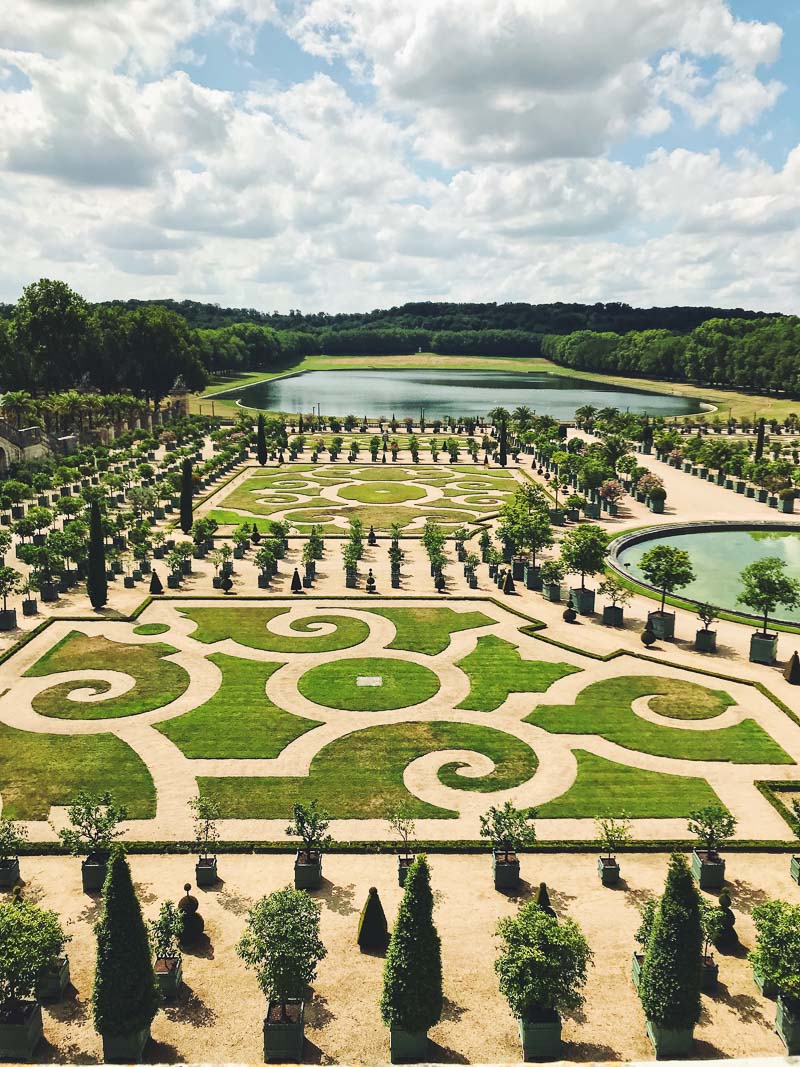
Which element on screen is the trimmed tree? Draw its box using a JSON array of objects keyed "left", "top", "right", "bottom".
[
  {"left": 87, "top": 499, "right": 107, "bottom": 610},
  {"left": 357, "top": 887, "right": 389, "bottom": 953},
  {"left": 179, "top": 457, "right": 193, "bottom": 535},
  {"left": 638, "top": 852, "right": 703, "bottom": 1053},
  {"left": 380, "top": 855, "right": 442, "bottom": 1049},
  {"left": 737, "top": 556, "right": 800, "bottom": 634},
  {"left": 640, "top": 544, "right": 695, "bottom": 613},
  {"left": 92, "top": 849, "right": 160, "bottom": 1054},
  {"left": 560, "top": 524, "right": 609, "bottom": 591},
  {"left": 257, "top": 414, "right": 267, "bottom": 466}
]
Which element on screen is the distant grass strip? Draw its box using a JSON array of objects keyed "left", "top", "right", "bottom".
[
  {"left": 371, "top": 606, "right": 493, "bottom": 655},
  {"left": 456, "top": 635, "right": 580, "bottom": 712},
  {"left": 181, "top": 607, "right": 370, "bottom": 652}
]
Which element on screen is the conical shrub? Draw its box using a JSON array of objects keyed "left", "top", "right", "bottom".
[{"left": 357, "top": 887, "right": 388, "bottom": 952}]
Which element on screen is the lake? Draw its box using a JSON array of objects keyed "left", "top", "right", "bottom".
[{"left": 223, "top": 369, "right": 703, "bottom": 420}]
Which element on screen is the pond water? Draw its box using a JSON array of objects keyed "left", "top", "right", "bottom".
[
  {"left": 617, "top": 526, "right": 800, "bottom": 622},
  {"left": 225, "top": 369, "right": 703, "bottom": 420}
]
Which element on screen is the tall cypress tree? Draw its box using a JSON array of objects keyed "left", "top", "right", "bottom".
[
  {"left": 93, "top": 848, "right": 160, "bottom": 1041},
  {"left": 180, "top": 457, "right": 193, "bottom": 534},
  {"left": 755, "top": 418, "right": 766, "bottom": 461},
  {"left": 380, "top": 854, "right": 442, "bottom": 1034},
  {"left": 256, "top": 414, "right": 267, "bottom": 466},
  {"left": 87, "top": 499, "right": 107, "bottom": 610},
  {"left": 498, "top": 417, "right": 508, "bottom": 467}
]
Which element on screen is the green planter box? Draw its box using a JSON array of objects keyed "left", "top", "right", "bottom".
[
  {"left": 791, "top": 855, "right": 800, "bottom": 884},
  {"left": 701, "top": 956, "right": 719, "bottom": 992},
  {"left": 493, "top": 850, "right": 520, "bottom": 891},
  {"left": 750, "top": 632, "right": 778, "bottom": 665},
  {"left": 631, "top": 952, "right": 644, "bottom": 990},
  {"left": 398, "top": 856, "right": 414, "bottom": 887},
  {"left": 754, "top": 965, "right": 778, "bottom": 999},
  {"left": 102, "top": 1024, "right": 151, "bottom": 1063},
  {"left": 776, "top": 996, "right": 800, "bottom": 1053},
  {"left": 519, "top": 1009, "right": 561, "bottom": 1060},
  {"left": 525, "top": 565, "right": 542, "bottom": 591},
  {"left": 35, "top": 956, "right": 70, "bottom": 1001},
  {"left": 81, "top": 853, "right": 108, "bottom": 892},
  {"left": 264, "top": 1001, "right": 305, "bottom": 1062},
  {"left": 646, "top": 1019, "right": 694, "bottom": 1058},
  {"left": 598, "top": 855, "right": 620, "bottom": 885},
  {"left": 196, "top": 856, "right": 218, "bottom": 886},
  {"left": 694, "top": 628, "right": 717, "bottom": 653},
  {"left": 0, "top": 857, "right": 20, "bottom": 887},
  {"left": 648, "top": 498, "right": 665, "bottom": 513},
  {"left": 155, "top": 956, "right": 182, "bottom": 999},
  {"left": 691, "top": 849, "right": 725, "bottom": 890},
  {"left": 544, "top": 582, "right": 561, "bottom": 603},
  {"left": 390, "top": 1027, "right": 428, "bottom": 1063},
  {"left": 0, "top": 1001, "right": 42, "bottom": 1060},
  {"left": 602, "top": 605, "right": 624, "bottom": 627},
  {"left": 648, "top": 611, "right": 675, "bottom": 641},
  {"left": 294, "top": 850, "right": 322, "bottom": 890},
  {"left": 569, "top": 587, "right": 595, "bottom": 615},
  {"left": 583, "top": 502, "right": 600, "bottom": 518}
]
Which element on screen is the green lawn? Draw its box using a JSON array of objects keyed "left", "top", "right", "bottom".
[
  {"left": 133, "top": 623, "right": 171, "bottom": 636},
  {"left": 337, "top": 481, "right": 427, "bottom": 504},
  {"left": 27, "top": 632, "right": 189, "bottom": 720},
  {"left": 156, "top": 654, "right": 320, "bottom": 758},
  {"left": 456, "top": 635, "right": 580, "bottom": 712},
  {"left": 199, "top": 720, "right": 539, "bottom": 819},
  {"left": 181, "top": 607, "right": 370, "bottom": 653},
  {"left": 204, "top": 510, "right": 279, "bottom": 532},
  {"left": 537, "top": 750, "right": 724, "bottom": 819},
  {"left": 526, "top": 676, "right": 792, "bottom": 763},
  {"left": 0, "top": 722, "right": 155, "bottom": 820},
  {"left": 298, "top": 657, "right": 441, "bottom": 711},
  {"left": 370, "top": 607, "right": 494, "bottom": 655}
]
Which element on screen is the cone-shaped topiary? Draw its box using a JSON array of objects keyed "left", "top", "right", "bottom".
[
  {"left": 87, "top": 499, "right": 107, "bottom": 610},
  {"left": 380, "top": 855, "right": 442, "bottom": 1033},
  {"left": 357, "top": 887, "right": 388, "bottom": 953},
  {"left": 257, "top": 414, "right": 267, "bottom": 466},
  {"left": 534, "top": 882, "right": 556, "bottom": 918},
  {"left": 93, "top": 848, "right": 160, "bottom": 1039},
  {"left": 180, "top": 458, "right": 193, "bottom": 535},
  {"left": 639, "top": 852, "right": 702, "bottom": 1032},
  {"left": 149, "top": 570, "right": 163, "bottom": 595}
]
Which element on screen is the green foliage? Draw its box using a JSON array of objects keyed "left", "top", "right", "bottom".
[
  {"left": 149, "top": 901, "right": 183, "bottom": 961},
  {"left": 189, "top": 796, "right": 221, "bottom": 857},
  {"left": 180, "top": 457, "right": 193, "bottom": 535},
  {"left": 750, "top": 900, "right": 800, "bottom": 1004},
  {"left": 357, "top": 887, "right": 389, "bottom": 953},
  {"left": 237, "top": 887, "right": 326, "bottom": 1008},
  {"left": 559, "top": 524, "right": 609, "bottom": 588},
  {"left": 93, "top": 849, "right": 160, "bottom": 1037},
  {"left": 256, "top": 413, "right": 267, "bottom": 465},
  {"left": 687, "top": 805, "right": 738, "bottom": 853},
  {"left": 380, "top": 856, "right": 443, "bottom": 1032},
  {"left": 57, "top": 790, "right": 127, "bottom": 856},
  {"left": 0, "top": 816, "right": 28, "bottom": 860},
  {"left": 640, "top": 544, "right": 695, "bottom": 612},
  {"left": 596, "top": 815, "right": 632, "bottom": 856},
  {"left": 639, "top": 853, "right": 703, "bottom": 1031},
  {"left": 598, "top": 573, "right": 632, "bottom": 608},
  {"left": 370, "top": 607, "right": 493, "bottom": 656},
  {"left": 737, "top": 556, "right": 800, "bottom": 632},
  {"left": 495, "top": 900, "right": 592, "bottom": 1018},
  {"left": 456, "top": 635, "right": 578, "bottom": 712},
  {"left": 479, "top": 800, "right": 537, "bottom": 851},
  {"left": 0, "top": 895, "right": 69, "bottom": 1004},
  {"left": 285, "top": 801, "right": 332, "bottom": 852},
  {"left": 387, "top": 804, "right": 416, "bottom": 853}
]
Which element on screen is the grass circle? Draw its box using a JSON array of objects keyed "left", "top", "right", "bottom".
[
  {"left": 133, "top": 623, "right": 170, "bottom": 636},
  {"left": 337, "top": 481, "right": 427, "bottom": 504},
  {"left": 298, "top": 657, "right": 441, "bottom": 712}
]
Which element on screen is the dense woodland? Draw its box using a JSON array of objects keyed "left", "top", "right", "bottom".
[{"left": 0, "top": 280, "right": 798, "bottom": 399}]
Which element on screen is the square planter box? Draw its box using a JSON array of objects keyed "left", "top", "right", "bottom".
[
  {"left": 691, "top": 849, "right": 725, "bottom": 890},
  {"left": 602, "top": 604, "right": 624, "bottom": 627},
  {"left": 776, "top": 996, "right": 800, "bottom": 1053},
  {"left": 647, "top": 611, "right": 675, "bottom": 641},
  {"left": 257, "top": 574, "right": 270, "bottom": 589},
  {"left": 598, "top": 855, "right": 620, "bottom": 886},
  {"left": 390, "top": 1027, "right": 428, "bottom": 1063},
  {"left": 754, "top": 966, "right": 778, "bottom": 999},
  {"left": 155, "top": 956, "right": 183, "bottom": 999},
  {"left": 493, "top": 849, "right": 520, "bottom": 891},
  {"left": 791, "top": 855, "right": 800, "bottom": 884},
  {"left": 519, "top": 1009, "right": 561, "bottom": 1060},
  {"left": 264, "top": 1000, "right": 304, "bottom": 1063},
  {"left": 525, "top": 565, "right": 542, "bottom": 591},
  {"left": 646, "top": 1019, "right": 694, "bottom": 1058},
  {"left": 648, "top": 498, "right": 665, "bottom": 513},
  {"left": 102, "top": 1024, "right": 150, "bottom": 1063},
  {"left": 0, "top": 609, "right": 17, "bottom": 631},
  {"left": 750, "top": 631, "right": 778, "bottom": 665},
  {"left": 196, "top": 855, "right": 218, "bottom": 886},
  {"left": 294, "top": 850, "right": 322, "bottom": 890},
  {"left": 398, "top": 855, "right": 414, "bottom": 887},
  {"left": 0, "top": 856, "right": 20, "bottom": 887},
  {"left": 543, "top": 582, "right": 561, "bottom": 603},
  {"left": 781, "top": 498, "right": 795, "bottom": 513},
  {"left": 167, "top": 574, "right": 181, "bottom": 589},
  {"left": 583, "top": 502, "right": 600, "bottom": 518},
  {"left": 81, "top": 852, "right": 109, "bottom": 892},
  {"left": 569, "top": 587, "right": 595, "bottom": 615},
  {"left": 702, "top": 955, "right": 719, "bottom": 992},
  {"left": 631, "top": 951, "right": 644, "bottom": 990},
  {"left": 0, "top": 1000, "right": 43, "bottom": 1061},
  {"left": 35, "top": 955, "right": 71, "bottom": 1001},
  {"left": 694, "top": 628, "right": 717, "bottom": 652}
]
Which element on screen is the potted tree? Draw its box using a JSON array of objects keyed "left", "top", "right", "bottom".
[
  {"left": 0, "top": 894, "right": 67, "bottom": 1059},
  {"left": 0, "top": 566, "right": 21, "bottom": 631},
  {"left": 286, "top": 801, "right": 332, "bottom": 890},
  {"left": 189, "top": 796, "right": 220, "bottom": 887},
  {"left": 632, "top": 899, "right": 656, "bottom": 991},
  {"left": 93, "top": 849, "right": 160, "bottom": 1063},
  {"left": 0, "top": 817, "right": 26, "bottom": 888},
  {"left": 695, "top": 603, "right": 719, "bottom": 653},
  {"left": 597, "top": 574, "right": 632, "bottom": 627},
  {"left": 540, "top": 559, "right": 565, "bottom": 603},
  {"left": 751, "top": 900, "right": 800, "bottom": 1051},
  {"left": 560, "top": 524, "right": 608, "bottom": 614},
  {"left": 688, "top": 805, "right": 737, "bottom": 890},
  {"left": 596, "top": 815, "right": 632, "bottom": 886},
  {"left": 699, "top": 899, "right": 724, "bottom": 992},
  {"left": 57, "top": 790, "right": 127, "bottom": 892},
  {"left": 20, "top": 577, "right": 38, "bottom": 617},
  {"left": 387, "top": 804, "right": 416, "bottom": 887},
  {"left": 639, "top": 853, "right": 703, "bottom": 1057},
  {"left": 479, "top": 800, "right": 537, "bottom": 891},
  {"left": 788, "top": 798, "right": 800, "bottom": 884},
  {"left": 149, "top": 901, "right": 184, "bottom": 999},
  {"left": 737, "top": 557, "right": 800, "bottom": 665},
  {"left": 237, "top": 887, "right": 327, "bottom": 1063},
  {"left": 639, "top": 544, "right": 695, "bottom": 641},
  {"left": 495, "top": 899, "right": 593, "bottom": 1060},
  {"left": 380, "top": 855, "right": 442, "bottom": 1063}
]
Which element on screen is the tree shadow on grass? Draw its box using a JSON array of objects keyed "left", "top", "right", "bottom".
[
  {"left": 703, "top": 984, "right": 770, "bottom": 1026},
  {"left": 306, "top": 993, "right": 335, "bottom": 1029},
  {"left": 45, "top": 987, "right": 89, "bottom": 1025},
  {"left": 163, "top": 983, "right": 217, "bottom": 1027},
  {"left": 727, "top": 878, "right": 770, "bottom": 913},
  {"left": 215, "top": 884, "right": 254, "bottom": 917}
]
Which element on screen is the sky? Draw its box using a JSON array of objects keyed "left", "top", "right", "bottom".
[{"left": 0, "top": 0, "right": 798, "bottom": 315}]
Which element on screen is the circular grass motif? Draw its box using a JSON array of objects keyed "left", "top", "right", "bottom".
[
  {"left": 337, "top": 481, "right": 427, "bottom": 504},
  {"left": 133, "top": 623, "right": 170, "bottom": 636},
  {"left": 318, "top": 467, "right": 417, "bottom": 482},
  {"left": 298, "top": 657, "right": 440, "bottom": 712}
]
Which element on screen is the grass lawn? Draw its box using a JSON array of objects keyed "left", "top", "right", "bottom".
[
  {"left": 27, "top": 632, "right": 189, "bottom": 721},
  {"left": 298, "top": 656, "right": 441, "bottom": 711},
  {"left": 537, "top": 750, "right": 724, "bottom": 819},
  {"left": 0, "top": 722, "right": 155, "bottom": 820},
  {"left": 156, "top": 654, "right": 320, "bottom": 758},
  {"left": 199, "top": 720, "right": 538, "bottom": 818},
  {"left": 204, "top": 510, "right": 278, "bottom": 532},
  {"left": 371, "top": 606, "right": 494, "bottom": 655},
  {"left": 133, "top": 623, "right": 171, "bottom": 636},
  {"left": 526, "top": 676, "right": 793, "bottom": 764},
  {"left": 456, "top": 635, "right": 580, "bottom": 712},
  {"left": 337, "top": 481, "right": 427, "bottom": 504},
  {"left": 181, "top": 607, "right": 370, "bottom": 653}
]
